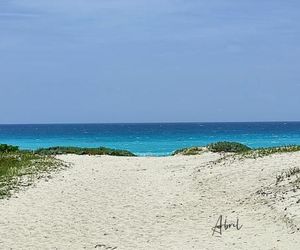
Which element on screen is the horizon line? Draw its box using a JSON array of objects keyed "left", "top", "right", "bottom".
[{"left": 1, "top": 120, "right": 300, "bottom": 126}]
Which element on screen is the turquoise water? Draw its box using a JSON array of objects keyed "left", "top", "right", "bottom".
[{"left": 0, "top": 122, "right": 300, "bottom": 156}]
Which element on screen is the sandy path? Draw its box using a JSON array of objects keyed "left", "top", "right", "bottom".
[{"left": 0, "top": 153, "right": 300, "bottom": 249}]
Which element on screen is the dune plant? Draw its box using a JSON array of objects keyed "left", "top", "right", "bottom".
[
  {"left": 241, "top": 145, "right": 300, "bottom": 158},
  {"left": 207, "top": 141, "right": 251, "bottom": 153},
  {"left": 172, "top": 147, "right": 203, "bottom": 156},
  {"left": 0, "top": 151, "right": 64, "bottom": 198},
  {"left": 0, "top": 144, "right": 19, "bottom": 153},
  {"left": 35, "top": 146, "right": 136, "bottom": 157}
]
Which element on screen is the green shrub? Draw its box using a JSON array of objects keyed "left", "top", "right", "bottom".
[
  {"left": 208, "top": 141, "right": 251, "bottom": 153},
  {"left": 172, "top": 147, "right": 202, "bottom": 156},
  {"left": 0, "top": 144, "right": 19, "bottom": 153},
  {"left": 35, "top": 146, "right": 136, "bottom": 157}
]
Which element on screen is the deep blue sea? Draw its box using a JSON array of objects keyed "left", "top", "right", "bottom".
[{"left": 0, "top": 122, "right": 300, "bottom": 156}]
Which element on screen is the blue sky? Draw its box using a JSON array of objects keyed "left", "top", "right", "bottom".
[{"left": 0, "top": 0, "right": 299, "bottom": 123}]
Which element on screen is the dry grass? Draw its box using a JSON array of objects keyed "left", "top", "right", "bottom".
[{"left": 0, "top": 152, "right": 66, "bottom": 199}]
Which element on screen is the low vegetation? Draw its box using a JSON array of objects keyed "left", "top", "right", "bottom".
[
  {"left": 207, "top": 141, "right": 251, "bottom": 153},
  {"left": 0, "top": 144, "right": 19, "bottom": 153},
  {"left": 173, "top": 142, "right": 300, "bottom": 158},
  {"left": 242, "top": 145, "right": 300, "bottom": 158},
  {"left": 172, "top": 147, "right": 203, "bottom": 156},
  {"left": 35, "top": 146, "right": 136, "bottom": 157},
  {"left": 0, "top": 150, "right": 65, "bottom": 198}
]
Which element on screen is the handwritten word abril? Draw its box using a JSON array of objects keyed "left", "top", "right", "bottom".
[{"left": 212, "top": 215, "right": 243, "bottom": 236}]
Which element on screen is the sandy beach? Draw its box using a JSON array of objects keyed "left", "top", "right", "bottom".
[{"left": 1, "top": 152, "right": 300, "bottom": 249}]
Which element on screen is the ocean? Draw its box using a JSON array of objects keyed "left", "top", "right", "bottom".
[{"left": 0, "top": 122, "right": 300, "bottom": 156}]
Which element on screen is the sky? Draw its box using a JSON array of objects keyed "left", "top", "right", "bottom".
[{"left": 0, "top": 0, "right": 300, "bottom": 123}]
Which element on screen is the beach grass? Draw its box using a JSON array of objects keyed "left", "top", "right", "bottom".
[
  {"left": 173, "top": 141, "right": 252, "bottom": 155},
  {"left": 237, "top": 145, "right": 300, "bottom": 159},
  {"left": 172, "top": 147, "right": 203, "bottom": 156},
  {"left": 35, "top": 146, "right": 136, "bottom": 157},
  {"left": 173, "top": 142, "right": 300, "bottom": 157},
  {"left": 0, "top": 150, "right": 64, "bottom": 198},
  {"left": 0, "top": 144, "right": 19, "bottom": 153}
]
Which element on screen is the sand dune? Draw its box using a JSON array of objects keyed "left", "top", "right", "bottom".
[{"left": 0, "top": 152, "right": 300, "bottom": 249}]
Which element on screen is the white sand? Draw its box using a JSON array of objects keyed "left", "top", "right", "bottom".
[{"left": 1, "top": 152, "right": 300, "bottom": 249}]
